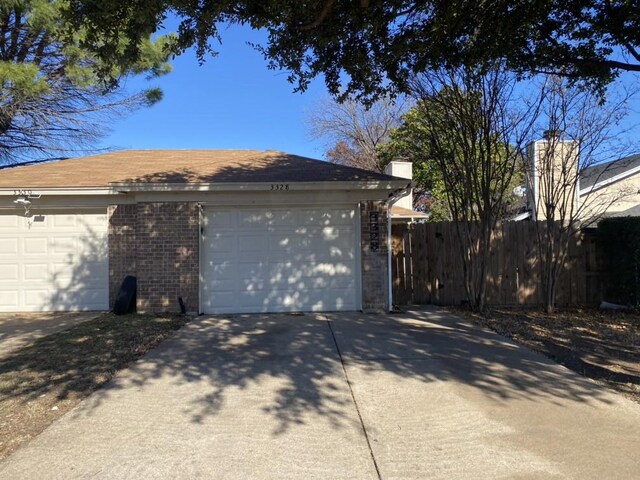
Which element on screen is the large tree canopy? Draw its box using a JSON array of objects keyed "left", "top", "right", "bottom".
[
  {"left": 0, "top": 0, "right": 172, "bottom": 163},
  {"left": 64, "top": 1, "right": 640, "bottom": 101}
]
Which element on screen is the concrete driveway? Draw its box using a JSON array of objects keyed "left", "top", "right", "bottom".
[
  {"left": 1, "top": 307, "right": 639, "bottom": 479},
  {"left": 0, "top": 312, "right": 101, "bottom": 358}
]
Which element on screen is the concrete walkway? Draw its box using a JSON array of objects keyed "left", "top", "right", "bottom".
[
  {"left": 0, "top": 312, "right": 101, "bottom": 358},
  {"left": 1, "top": 307, "right": 639, "bottom": 479}
]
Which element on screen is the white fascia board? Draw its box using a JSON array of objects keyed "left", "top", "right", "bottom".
[
  {"left": 0, "top": 187, "right": 115, "bottom": 196},
  {"left": 579, "top": 164, "right": 640, "bottom": 196},
  {"left": 108, "top": 180, "right": 411, "bottom": 193},
  {"left": 0, "top": 180, "right": 411, "bottom": 196}
]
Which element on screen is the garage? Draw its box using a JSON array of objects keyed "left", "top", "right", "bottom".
[
  {"left": 201, "top": 205, "right": 360, "bottom": 314},
  {"left": 0, "top": 209, "right": 109, "bottom": 312},
  {"left": 1, "top": 150, "right": 409, "bottom": 313}
]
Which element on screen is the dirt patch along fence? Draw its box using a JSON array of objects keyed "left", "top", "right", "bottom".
[{"left": 391, "top": 221, "right": 601, "bottom": 307}]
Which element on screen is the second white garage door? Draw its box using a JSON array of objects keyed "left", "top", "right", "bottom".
[
  {"left": 0, "top": 209, "right": 109, "bottom": 312},
  {"left": 201, "top": 206, "right": 360, "bottom": 314}
]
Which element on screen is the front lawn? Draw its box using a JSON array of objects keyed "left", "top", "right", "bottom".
[
  {"left": 0, "top": 313, "right": 190, "bottom": 460},
  {"left": 452, "top": 307, "right": 640, "bottom": 403}
]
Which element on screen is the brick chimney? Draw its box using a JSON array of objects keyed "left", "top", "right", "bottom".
[
  {"left": 526, "top": 132, "right": 580, "bottom": 221},
  {"left": 384, "top": 161, "right": 413, "bottom": 209}
]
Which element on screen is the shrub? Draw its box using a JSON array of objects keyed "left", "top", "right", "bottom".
[{"left": 597, "top": 217, "right": 640, "bottom": 306}]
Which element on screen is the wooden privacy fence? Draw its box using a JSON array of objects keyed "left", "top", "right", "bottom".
[{"left": 391, "top": 221, "right": 601, "bottom": 307}]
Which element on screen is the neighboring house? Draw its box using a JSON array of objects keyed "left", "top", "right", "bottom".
[
  {"left": 0, "top": 150, "right": 412, "bottom": 314},
  {"left": 514, "top": 135, "right": 640, "bottom": 221},
  {"left": 578, "top": 153, "right": 640, "bottom": 218}
]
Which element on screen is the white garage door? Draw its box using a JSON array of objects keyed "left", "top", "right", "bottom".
[
  {"left": 201, "top": 206, "right": 360, "bottom": 314},
  {"left": 0, "top": 210, "right": 109, "bottom": 312}
]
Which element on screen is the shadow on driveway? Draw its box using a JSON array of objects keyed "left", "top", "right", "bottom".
[{"left": 1, "top": 307, "right": 639, "bottom": 479}]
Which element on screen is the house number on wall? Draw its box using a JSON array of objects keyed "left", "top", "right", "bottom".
[
  {"left": 270, "top": 184, "right": 289, "bottom": 191},
  {"left": 369, "top": 212, "right": 379, "bottom": 252}
]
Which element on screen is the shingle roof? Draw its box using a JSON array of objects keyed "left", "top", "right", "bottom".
[
  {"left": 390, "top": 206, "right": 428, "bottom": 218},
  {"left": 580, "top": 153, "right": 640, "bottom": 191},
  {"left": 602, "top": 204, "right": 640, "bottom": 218},
  {"left": 0, "top": 150, "right": 397, "bottom": 188}
]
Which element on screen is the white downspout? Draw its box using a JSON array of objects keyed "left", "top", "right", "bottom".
[
  {"left": 386, "top": 183, "right": 412, "bottom": 312},
  {"left": 387, "top": 203, "right": 393, "bottom": 312}
]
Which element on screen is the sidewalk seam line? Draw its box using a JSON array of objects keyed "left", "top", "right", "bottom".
[{"left": 325, "top": 318, "right": 382, "bottom": 480}]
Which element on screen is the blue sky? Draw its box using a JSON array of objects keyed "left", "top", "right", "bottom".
[
  {"left": 100, "top": 23, "right": 640, "bottom": 162},
  {"left": 99, "top": 25, "right": 328, "bottom": 159}
]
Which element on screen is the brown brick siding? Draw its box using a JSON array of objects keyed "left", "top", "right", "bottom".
[
  {"left": 107, "top": 204, "right": 137, "bottom": 308},
  {"left": 360, "top": 200, "right": 389, "bottom": 311},
  {"left": 108, "top": 202, "right": 199, "bottom": 314},
  {"left": 135, "top": 203, "right": 199, "bottom": 313}
]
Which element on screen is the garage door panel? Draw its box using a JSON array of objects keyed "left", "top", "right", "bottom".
[
  {"left": 23, "top": 289, "right": 50, "bottom": 308},
  {"left": 56, "top": 288, "right": 107, "bottom": 307},
  {"left": 50, "top": 236, "right": 77, "bottom": 254},
  {"left": 297, "top": 210, "right": 330, "bottom": 226},
  {"left": 238, "top": 235, "right": 267, "bottom": 254},
  {"left": 298, "top": 209, "right": 354, "bottom": 226},
  {"left": 202, "top": 206, "right": 359, "bottom": 314},
  {"left": 0, "top": 215, "right": 18, "bottom": 228},
  {"left": 271, "top": 211, "right": 297, "bottom": 227},
  {"left": 0, "top": 238, "right": 18, "bottom": 255},
  {"left": 0, "top": 211, "right": 108, "bottom": 312},
  {"left": 52, "top": 214, "right": 78, "bottom": 228},
  {"left": 208, "top": 294, "right": 236, "bottom": 311},
  {"left": 76, "top": 214, "right": 108, "bottom": 229},
  {"left": 0, "top": 264, "right": 19, "bottom": 282},
  {"left": 207, "top": 234, "right": 235, "bottom": 252},
  {"left": 329, "top": 246, "right": 354, "bottom": 260},
  {"left": 202, "top": 278, "right": 236, "bottom": 291},
  {"left": 23, "top": 237, "right": 48, "bottom": 255},
  {"left": 242, "top": 290, "right": 355, "bottom": 311},
  {"left": 268, "top": 276, "right": 355, "bottom": 291},
  {"left": 235, "top": 262, "right": 270, "bottom": 281},
  {"left": 23, "top": 263, "right": 49, "bottom": 281},
  {"left": 207, "top": 210, "right": 234, "bottom": 227},
  {"left": 0, "top": 291, "right": 19, "bottom": 309},
  {"left": 207, "top": 252, "right": 247, "bottom": 263},
  {"left": 237, "top": 210, "right": 297, "bottom": 228},
  {"left": 26, "top": 217, "right": 48, "bottom": 229},
  {"left": 64, "top": 261, "right": 108, "bottom": 281}
]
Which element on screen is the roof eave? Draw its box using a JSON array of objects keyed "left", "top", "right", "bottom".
[
  {"left": 0, "top": 180, "right": 410, "bottom": 195},
  {"left": 391, "top": 215, "right": 428, "bottom": 219},
  {"left": 579, "top": 163, "right": 640, "bottom": 196},
  {"left": 109, "top": 180, "right": 410, "bottom": 193},
  {"left": 0, "top": 187, "right": 114, "bottom": 196}
]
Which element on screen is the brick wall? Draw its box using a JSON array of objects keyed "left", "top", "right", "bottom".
[
  {"left": 107, "top": 204, "right": 137, "bottom": 308},
  {"left": 135, "top": 203, "right": 199, "bottom": 313},
  {"left": 360, "top": 200, "right": 389, "bottom": 311},
  {"left": 108, "top": 202, "right": 199, "bottom": 314}
]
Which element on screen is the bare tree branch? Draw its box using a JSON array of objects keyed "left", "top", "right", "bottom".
[
  {"left": 307, "top": 95, "right": 408, "bottom": 172},
  {"left": 525, "top": 76, "right": 638, "bottom": 311},
  {"left": 407, "top": 65, "right": 541, "bottom": 311}
]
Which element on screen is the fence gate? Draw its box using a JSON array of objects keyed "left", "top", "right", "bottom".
[{"left": 391, "top": 224, "right": 416, "bottom": 305}]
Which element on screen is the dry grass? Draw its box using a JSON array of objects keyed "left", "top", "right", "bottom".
[
  {"left": 450, "top": 307, "right": 640, "bottom": 403},
  {"left": 0, "top": 313, "right": 190, "bottom": 460}
]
